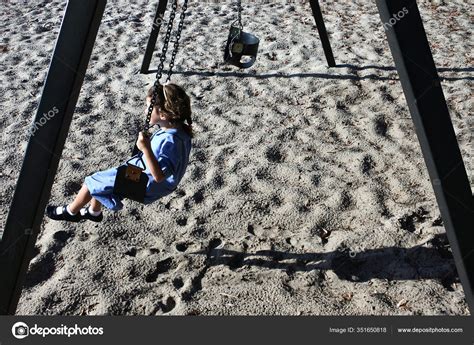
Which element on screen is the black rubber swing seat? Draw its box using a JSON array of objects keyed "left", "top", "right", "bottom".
[
  {"left": 224, "top": 25, "right": 259, "bottom": 69},
  {"left": 113, "top": 155, "right": 148, "bottom": 203}
]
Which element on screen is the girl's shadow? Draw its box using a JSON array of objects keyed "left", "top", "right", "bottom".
[{"left": 192, "top": 233, "right": 458, "bottom": 289}]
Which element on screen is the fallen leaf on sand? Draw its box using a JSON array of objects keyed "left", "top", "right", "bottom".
[
  {"left": 397, "top": 299, "right": 408, "bottom": 308},
  {"left": 342, "top": 292, "right": 353, "bottom": 301}
]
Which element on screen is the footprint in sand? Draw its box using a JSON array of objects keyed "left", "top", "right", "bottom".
[
  {"left": 374, "top": 116, "right": 389, "bottom": 137},
  {"left": 192, "top": 189, "right": 205, "bottom": 204},
  {"left": 78, "top": 231, "right": 99, "bottom": 242},
  {"left": 361, "top": 155, "right": 375, "bottom": 175},
  {"left": 193, "top": 150, "right": 207, "bottom": 163},
  {"left": 175, "top": 242, "right": 188, "bottom": 252},
  {"left": 159, "top": 296, "right": 176, "bottom": 313},
  {"left": 63, "top": 181, "right": 82, "bottom": 197},
  {"left": 176, "top": 215, "right": 188, "bottom": 226},
  {"left": 23, "top": 252, "right": 56, "bottom": 289},
  {"left": 53, "top": 230, "right": 72, "bottom": 243},
  {"left": 338, "top": 190, "right": 353, "bottom": 211},
  {"left": 124, "top": 248, "right": 137, "bottom": 257},
  {"left": 398, "top": 207, "right": 429, "bottom": 233},
  {"left": 145, "top": 258, "right": 173, "bottom": 283},
  {"left": 191, "top": 226, "right": 208, "bottom": 239},
  {"left": 211, "top": 174, "right": 224, "bottom": 189},
  {"left": 190, "top": 166, "right": 203, "bottom": 180},
  {"left": 172, "top": 277, "right": 184, "bottom": 289},
  {"left": 265, "top": 146, "right": 284, "bottom": 163}
]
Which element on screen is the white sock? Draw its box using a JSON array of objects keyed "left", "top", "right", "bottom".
[
  {"left": 57, "top": 205, "right": 77, "bottom": 216},
  {"left": 66, "top": 205, "right": 77, "bottom": 215},
  {"left": 88, "top": 206, "right": 102, "bottom": 216}
]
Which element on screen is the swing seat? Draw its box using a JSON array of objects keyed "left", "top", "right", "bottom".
[
  {"left": 224, "top": 25, "right": 259, "bottom": 69},
  {"left": 113, "top": 156, "right": 148, "bottom": 203}
]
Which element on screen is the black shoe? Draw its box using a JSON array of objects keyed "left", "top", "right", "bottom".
[
  {"left": 80, "top": 207, "right": 103, "bottom": 223},
  {"left": 46, "top": 205, "right": 82, "bottom": 222}
]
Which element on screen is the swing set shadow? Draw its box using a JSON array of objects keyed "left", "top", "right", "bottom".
[
  {"left": 20, "top": 234, "right": 459, "bottom": 299},
  {"left": 0, "top": 0, "right": 472, "bottom": 316},
  {"left": 188, "top": 233, "right": 458, "bottom": 285},
  {"left": 146, "top": 67, "right": 474, "bottom": 82}
]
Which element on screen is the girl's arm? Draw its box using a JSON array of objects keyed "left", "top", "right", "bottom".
[
  {"left": 136, "top": 132, "right": 166, "bottom": 183},
  {"left": 142, "top": 147, "right": 165, "bottom": 183}
]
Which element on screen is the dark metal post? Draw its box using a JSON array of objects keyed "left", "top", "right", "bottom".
[
  {"left": 308, "top": 0, "right": 336, "bottom": 67},
  {"left": 0, "top": 0, "right": 106, "bottom": 315},
  {"left": 140, "top": 0, "right": 169, "bottom": 74},
  {"left": 376, "top": 0, "right": 474, "bottom": 313}
]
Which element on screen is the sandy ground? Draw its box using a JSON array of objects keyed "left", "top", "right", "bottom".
[{"left": 0, "top": 0, "right": 472, "bottom": 315}]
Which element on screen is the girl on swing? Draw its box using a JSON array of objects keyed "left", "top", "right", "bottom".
[{"left": 46, "top": 83, "right": 193, "bottom": 223}]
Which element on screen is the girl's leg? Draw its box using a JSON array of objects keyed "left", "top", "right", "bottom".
[
  {"left": 68, "top": 183, "right": 92, "bottom": 214},
  {"left": 47, "top": 181, "right": 105, "bottom": 222},
  {"left": 90, "top": 197, "right": 102, "bottom": 212}
]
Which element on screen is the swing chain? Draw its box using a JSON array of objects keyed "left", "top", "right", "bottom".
[
  {"left": 237, "top": 0, "right": 243, "bottom": 29},
  {"left": 145, "top": 0, "right": 179, "bottom": 131},
  {"left": 166, "top": 0, "right": 189, "bottom": 82}
]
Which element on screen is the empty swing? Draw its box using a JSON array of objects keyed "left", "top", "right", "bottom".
[
  {"left": 224, "top": 0, "right": 260, "bottom": 68},
  {"left": 113, "top": 0, "right": 188, "bottom": 203}
]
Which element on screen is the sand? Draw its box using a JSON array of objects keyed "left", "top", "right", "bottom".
[{"left": 0, "top": 0, "right": 472, "bottom": 315}]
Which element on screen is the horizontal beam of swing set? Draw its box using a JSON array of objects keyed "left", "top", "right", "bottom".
[
  {"left": 140, "top": 0, "right": 336, "bottom": 73},
  {"left": 0, "top": 0, "right": 472, "bottom": 315}
]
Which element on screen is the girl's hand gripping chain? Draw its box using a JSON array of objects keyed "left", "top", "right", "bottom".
[{"left": 136, "top": 131, "right": 151, "bottom": 153}]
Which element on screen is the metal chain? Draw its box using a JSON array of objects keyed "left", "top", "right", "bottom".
[
  {"left": 237, "top": 0, "right": 242, "bottom": 28},
  {"left": 144, "top": 0, "right": 179, "bottom": 132},
  {"left": 166, "top": 0, "right": 189, "bottom": 82},
  {"left": 227, "top": 0, "right": 243, "bottom": 59}
]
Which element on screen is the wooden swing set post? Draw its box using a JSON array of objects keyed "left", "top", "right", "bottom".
[
  {"left": 0, "top": 0, "right": 107, "bottom": 315},
  {"left": 308, "top": 0, "right": 336, "bottom": 67},
  {"left": 376, "top": 0, "right": 473, "bottom": 313},
  {"left": 140, "top": 0, "right": 169, "bottom": 74}
]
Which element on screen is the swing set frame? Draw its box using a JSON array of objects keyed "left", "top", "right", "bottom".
[
  {"left": 140, "top": 0, "right": 336, "bottom": 73},
  {"left": 0, "top": 0, "right": 472, "bottom": 315}
]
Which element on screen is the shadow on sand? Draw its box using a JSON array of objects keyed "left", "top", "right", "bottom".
[
  {"left": 145, "top": 65, "right": 473, "bottom": 82},
  {"left": 189, "top": 233, "right": 458, "bottom": 288}
]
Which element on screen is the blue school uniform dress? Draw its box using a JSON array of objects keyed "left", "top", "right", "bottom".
[{"left": 84, "top": 127, "right": 192, "bottom": 211}]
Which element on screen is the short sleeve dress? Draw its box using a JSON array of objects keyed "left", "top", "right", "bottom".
[{"left": 84, "top": 127, "right": 192, "bottom": 211}]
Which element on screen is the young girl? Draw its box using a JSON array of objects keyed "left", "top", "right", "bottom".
[{"left": 46, "top": 83, "right": 193, "bottom": 223}]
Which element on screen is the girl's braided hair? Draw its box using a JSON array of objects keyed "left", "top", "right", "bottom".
[{"left": 147, "top": 83, "right": 193, "bottom": 138}]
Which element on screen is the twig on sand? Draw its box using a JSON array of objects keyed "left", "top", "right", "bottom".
[
  {"left": 219, "top": 292, "right": 238, "bottom": 299},
  {"left": 396, "top": 299, "right": 409, "bottom": 309}
]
